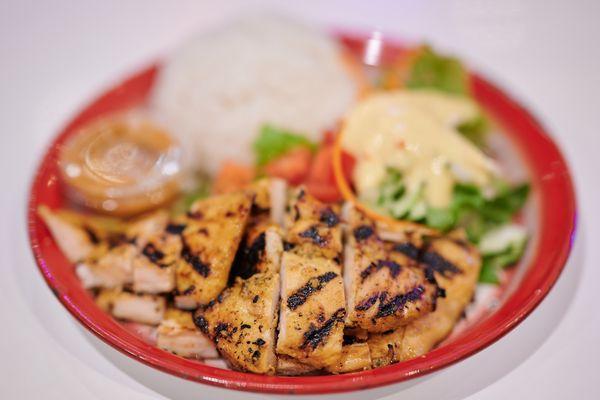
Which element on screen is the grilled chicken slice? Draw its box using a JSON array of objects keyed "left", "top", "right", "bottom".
[
  {"left": 194, "top": 273, "right": 280, "bottom": 374},
  {"left": 248, "top": 178, "right": 287, "bottom": 227},
  {"left": 96, "top": 289, "right": 166, "bottom": 325},
  {"left": 38, "top": 205, "right": 96, "bottom": 263},
  {"left": 326, "top": 343, "right": 372, "bottom": 374},
  {"left": 367, "top": 328, "right": 405, "bottom": 368},
  {"left": 132, "top": 231, "right": 181, "bottom": 293},
  {"left": 277, "top": 252, "right": 346, "bottom": 369},
  {"left": 343, "top": 205, "right": 438, "bottom": 332},
  {"left": 232, "top": 217, "right": 284, "bottom": 279},
  {"left": 284, "top": 188, "right": 342, "bottom": 262},
  {"left": 76, "top": 243, "right": 137, "bottom": 289},
  {"left": 175, "top": 191, "right": 252, "bottom": 309},
  {"left": 397, "top": 233, "right": 481, "bottom": 360},
  {"left": 126, "top": 210, "right": 169, "bottom": 247},
  {"left": 276, "top": 356, "right": 319, "bottom": 376},
  {"left": 157, "top": 308, "right": 218, "bottom": 359},
  {"left": 367, "top": 231, "right": 481, "bottom": 366}
]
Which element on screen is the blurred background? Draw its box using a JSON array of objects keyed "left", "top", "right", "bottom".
[{"left": 1, "top": 1, "right": 598, "bottom": 399}]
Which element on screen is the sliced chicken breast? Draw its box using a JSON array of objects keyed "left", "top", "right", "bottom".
[
  {"left": 283, "top": 188, "right": 343, "bottom": 263},
  {"left": 247, "top": 178, "right": 287, "bottom": 227},
  {"left": 367, "top": 328, "right": 405, "bottom": 368},
  {"left": 194, "top": 273, "right": 280, "bottom": 374},
  {"left": 343, "top": 205, "right": 439, "bottom": 332},
  {"left": 76, "top": 243, "right": 137, "bottom": 289},
  {"left": 96, "top": 289, "right": 166, "bottom": 325},
  {"left": 38, "top": 205, "right": 96, "bottom": 263},
  {"left": 132, "top": 231, "right": 181, "bottom": 293},
  {"left": 367, "top": 231, "right": 480, "bottom": 365},
  {"left": 126, "top": 210, "right": 169, "bottom": 247},
  {"left": 276, "top": 355, "right": 319, "bottom": 376},
  {"left": 326, "top": 343, "right": 372, "bottom": 374},
  {"left": 397, "top": 233, "right": 481, "bottom": 361},
  {"left": 157, "top": 308, "right": 218, "bottom": 359},
  {"left": 232, "top": 217, "right": 284, "bottom": 279},
  {"left": 175, "top": 191, "right": 252, "bottom": 308},
  {"left": 276, "top": 252, "right": 346, "bottom": 369}
]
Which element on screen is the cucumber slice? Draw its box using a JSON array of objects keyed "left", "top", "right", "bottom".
[{"left": 479, "top": 224, "right": 527, "bottom": 256}]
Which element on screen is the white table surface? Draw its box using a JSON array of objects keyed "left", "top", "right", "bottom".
[{"left": 1, "top": 1, "right": 599, "bottom": 399}]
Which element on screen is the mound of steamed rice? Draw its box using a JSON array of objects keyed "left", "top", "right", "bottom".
[{"left": 151, "top": 15, "right": 358, "bottom": 174}]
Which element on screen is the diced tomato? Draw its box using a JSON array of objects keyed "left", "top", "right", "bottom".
[
  {"left": 322, "top": 129, "right": 338, "bottom": 146},
  {"left": 213, "top": 160, "right": 255, "bottom": 194},
  {"left": 306, "top": 180, "right": 343, "bottom": 203},
  {"left": 264, "top": 147, "right": 312, "bottom": 185},
  {"left": 305, "top": 144, "right": 356, "bottom": 203}
]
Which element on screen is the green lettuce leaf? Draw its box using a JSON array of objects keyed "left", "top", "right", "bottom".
[
  {"left": 406, "top": 46, "right": 470, "bottom": 96},
  {"left": 253, "top": 124, "right": 316, "bottom": 166}
]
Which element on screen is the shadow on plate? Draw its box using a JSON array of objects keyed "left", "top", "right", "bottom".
[{"left": 73, "top": 225, "right": 585, "bottom": 400}]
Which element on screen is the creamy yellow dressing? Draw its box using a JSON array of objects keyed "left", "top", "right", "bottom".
[{"left": 341, "top": 90, "right": 498, "bottom": 208}]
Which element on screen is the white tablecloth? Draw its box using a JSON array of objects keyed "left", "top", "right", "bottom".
[{"left": 1, "top": 1, "right": 598, "bottom": 399}]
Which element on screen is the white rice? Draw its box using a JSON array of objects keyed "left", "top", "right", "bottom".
[{"left": 151, "top": 14, "right": 358, "bottom": 174}]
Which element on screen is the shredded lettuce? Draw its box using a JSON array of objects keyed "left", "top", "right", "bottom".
[
  {"left": 478, "top": 226, "right": 528, "bottom": 283},
  {"left": 457, "top": 113, "right": 488, "bottom": 146},
  {"left": 252, "top": 124, "right": 316, "bottom": 166},
  {"left": 406, "top": 46, "right": 470, "bottom": 96}
]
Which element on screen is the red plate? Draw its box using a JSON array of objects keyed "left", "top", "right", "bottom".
[{"left": 27, "top": 33, "right": 576, "bottom": 394}]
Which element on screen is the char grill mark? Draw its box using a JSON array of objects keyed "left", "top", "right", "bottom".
[
  {"left": 165, "top": 223, "right": 186, "bottom": 235},
  {"left": 393, "top": 241, "right": 462, "bottom": 281},
  {"left": 319, "top": 207, "right": 340, "bottom": 227},
  {"left": 142, "top": 243, "right": 165, "bottom": 264},
  {"left": 186, "top": 210, "right": 203, "bottom": 219},
  {"left": 354, "top": 286, "right": 426, "bottom": 318},
  {"left": 193, "top": 315, "right": 209, "bottom": 333},
  {"left": 355, "top": 293, "right": 379, "bottom": 311},
  {"left": 375, "top": 285, "right": 425, "bottom": 318},
  {"left": 245, "top": 232, "right": 266, "bottom": 275},
  {"left": 82, "top": 226, "right": 100, "bottom": 244},
  {"left": 353, "top": 225, "right": 374, "bottom": 241},
  {"left": 392, "top": 242, "right": 420, "bottom": 260},
  {"left": 360, "top": 260, "right": 402, "bottom": 281},
  {"left": 300, "top": 308, "right": 346, "bottom": 350},
  {"left": 298, "top": 225, "right": 328, "bottom": 247},
  {"left": 180, "top": 237, "right": 210, "bottom": 277},
  {"left": 230, "top": 232, "right": 266, "bottom": 280},
  {"left": 213, "top": 322, "right": 231, "bottom": 341},
  {"left": 422, "top": 251, "right": 462, "bottom": 280},
  {"left": 287, "top": 271, "right": 338, "bottom": 310}
]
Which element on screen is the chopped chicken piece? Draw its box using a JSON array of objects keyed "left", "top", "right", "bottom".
[
  {"left": 132, "top": 231, "right": 181, "bottom": 293},
  {"left": 277, "top": 252, "right": 346, "bottom": 369},
  {"left": 96, "top": 289, "right": 166, "bottom": 325},
  {"left": 326, "top": 343, "right": 372, "bottom": 374},
  {"left": 284, "top": 188, "right": 342, "bottom": 263},
  {"left": 157, "top": 308, "right": 218, "bottom": 359},
  {"left": 367, "top": 328, "right": 405, "bottom": 368},
  {"left": 194, "top": 273, "right": 280, "bottom": 374},
  {"left": 76, "top": 243, "right": 137, "bottom": 289},
  {"left": 276, "top": 355, "right": 319, "bottom": 376},
  {"left": 38, "top": 205, "right": 95, "bottom": 263},
  {"left": 342, "top": 205, "right": 439, "bottom": 332},
  {"left": 247, "top": 178, "right": 287, "bottom": 227},
  {"left": 232, "top": 217, "right": 283, "bottom": 278},
  {"left": 367, "top": 231, "right": 481, "bottom": 366},
  {"left": 175, "top": 191, "right": 252, "bottom": 308},
  {"left": 126, "top": 210, "right": 169, "bottom": 247},
  {"left": 398, "top": 234, "right": 481, "bottom": 361}
]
